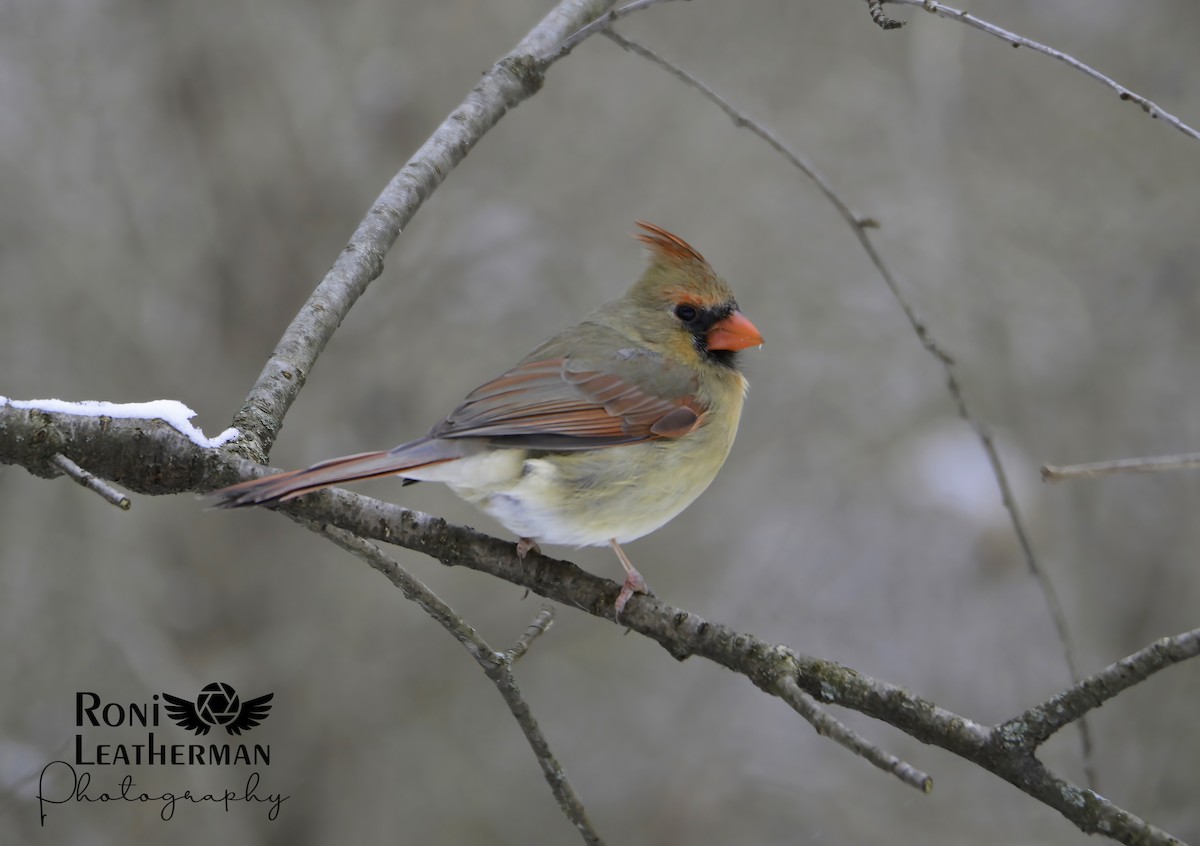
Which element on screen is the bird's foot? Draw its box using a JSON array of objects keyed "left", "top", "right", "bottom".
[
  {"left": 516, "top": 539, "right": 543, "bottom": 600},
  {"left": 609, "top": 538, "right": 651, "bottom": 622},
  {"left": 516, "top": 537, "right": 541, "bottom": 559},
  {"left": 613, "top": 568, "right": 649, "bottom": 621}
]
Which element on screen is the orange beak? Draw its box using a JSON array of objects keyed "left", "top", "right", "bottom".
[{"left": 706, "top": 310, "right": 764, "bottom": 351}]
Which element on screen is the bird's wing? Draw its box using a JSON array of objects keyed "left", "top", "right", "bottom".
[
  {"left": 161, "top": 693, "right": 210, "bottom": 736},
  {"left": 226, "top": 693, "right": 274, "bottom": 736},
  {"left": 430, "top": 348, "right": 705, "bottom": 450}
]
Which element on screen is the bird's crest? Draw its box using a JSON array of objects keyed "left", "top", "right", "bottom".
[{"left": 633, "top": 220, "right": 708, "bottom": 267}]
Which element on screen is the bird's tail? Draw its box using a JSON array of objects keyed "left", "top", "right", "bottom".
[{"left": 210, "top": 437, "right": 461, "bottom": 507}]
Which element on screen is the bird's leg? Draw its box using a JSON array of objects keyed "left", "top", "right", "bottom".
[
  {"left": 516, "top": 537, "right": 541, "bottom": 559},
  {"left": 609, "top": 539, "right": 649, "bottom": 619},
  {"left": 515, "top": 538, "right": 543, "bottom": 600}
]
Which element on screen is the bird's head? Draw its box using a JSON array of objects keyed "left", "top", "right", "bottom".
[{"left": 625, "top": 221, "right": 763, "bottom": 370}]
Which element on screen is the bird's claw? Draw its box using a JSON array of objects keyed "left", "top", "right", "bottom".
[
  {"left": 516, "top": 537, "right": 541, "bottom": 559},
  {"left": 614, "top": 569, "right": 650, "bottom": 622}
]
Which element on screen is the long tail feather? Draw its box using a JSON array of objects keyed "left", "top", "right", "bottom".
[{"left": 210, "top": 437, "right": 459, "bottom": 507}]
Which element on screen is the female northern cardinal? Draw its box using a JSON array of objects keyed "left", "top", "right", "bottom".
[{"left": 213, "top": 222, "right": 763, "bottom": 617}]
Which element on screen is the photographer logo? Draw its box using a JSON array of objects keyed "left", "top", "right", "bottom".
[{"left": 36, "top": 683, "right": 288, "bottom": 826}]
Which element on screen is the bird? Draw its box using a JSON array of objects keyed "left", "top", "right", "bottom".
[{"left": 211, "top": 221, "right": 763, "bottom": 618}]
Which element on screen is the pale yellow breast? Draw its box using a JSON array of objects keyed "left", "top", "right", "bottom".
[{"left": 471, "top": 384, "right": 744, "bottom": 547}]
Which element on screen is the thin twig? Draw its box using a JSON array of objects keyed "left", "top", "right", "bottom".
[
  {"left": 51, "top": 453, "right": 131, "bottom": 510},
  {"left": 1006, "top": 628, "right": 1200, "bottom": 748},
  {"left": 1043, "top": 452, "right": 1200, "bottom": 482},
  {"left": 883, "top": 0, "right": 1200, "bottom": 143},
  {"left": 228, "top": 0, "right": 618, "bottom": 462},
  {"left": 602, "top": 28, "right": 1095, "bottom": 789},
  {"left": 545, "top": 0, "right": 686, "bottom": 62},
  {"left": 506, "top": 607, "right": 556, "bottom": 664},
  {"left": 319, "top": 525, "right": 602, "bottom": 846},
  {"left": 777, "top": 677, "right": 931, "bottom": 792}
]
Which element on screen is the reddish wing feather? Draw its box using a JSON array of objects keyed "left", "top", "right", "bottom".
[{"left": 429, "top": 357, "right": 702, "bottom": 447}]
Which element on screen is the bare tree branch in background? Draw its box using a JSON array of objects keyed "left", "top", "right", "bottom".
[
  {"left": 319, "top": 525, "right": 602, "bottom": 845},
  {"left": 547, "top": 0, "right": 1091, "bottom": 781},
  {"left": 2, "top": 0, "right": 1198, "bottom": 844},
  {"left": 876, "top": 0, "right": 1200, "bottom": 142},
  {"left": 598, "top": 25, "right": 1095, "bottom": 791},
  {"left": 230, "top": 0, "right": 616, "bottom": 463},
  {"left": 1043, "top": 451, "right": 1200, "bottom": 482}
]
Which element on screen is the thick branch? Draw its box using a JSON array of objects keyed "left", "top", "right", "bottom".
[
  {"left": 0, "top": 405, "right": 227, "bottom": 494},
  {"left": 0, "top": 405, "right": 1188, "bottom": 843},
  {"left": 230, "top": 0, "right": 617, "bottom": 462},
  {"left": 260, "top": 485, "right": 1189, "bottom": 844}
]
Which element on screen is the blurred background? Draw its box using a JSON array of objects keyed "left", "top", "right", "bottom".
[{"left": 1, "top": 0, "right": 1198, "bottom": 843}]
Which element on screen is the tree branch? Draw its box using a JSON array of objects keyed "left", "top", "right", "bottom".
[
  {"left": 1005, "top": 628, "right": 1200, "bottom": 749},
  {"left": 1043, "top": 452, "right": 1200, "bottom": 482},
  {"left": 0, "top": 404, "right": 1187, "bottom": 844},
  {"left": 880, "top": 0, "right": 1200, "bottom": 143},
  {"left": 229, "top": 0, "right": 617, "bottom": 463},
  {"left": 276, "top": 483, "right": 1191, "bottom": 845},
  {"left": 504, "top": 607, "right": 557, "bottom": 664},
  {"left": 0, "top": 404, "right": 227, "bottom": 494},
  {"left": 545, "top": 0, "right": 687, "bottom": 62},
  {"left": 5, "top": 4, "right": 621, "bottom": 838},
  {"left": 5, "top": 2, "right": 1195, "bottom": 841},
  {"left": 319, "top": 525, "right": 601, "bottom": 845},
  {"left": 601, "top": 27, "right": 1095, "bottom": 790},
  {"left": 50, "top": 453, "right": 131, "bottom": 510},
  {"left": 777, "top": 676, "right": 931, "bottom": 792}
]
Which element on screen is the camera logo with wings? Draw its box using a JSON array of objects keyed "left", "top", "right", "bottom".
[{"left": 162, "top": 682, "right": 274, "bottom": 736}]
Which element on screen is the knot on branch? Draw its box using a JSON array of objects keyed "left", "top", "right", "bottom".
[
  {"left": 9, "top": 408, "right": 68, "bottom": 478},
  {"left": 499, "top": 55, "right": 548, "bottom": 98},
  {"left": 988, "top": 718, "right": 1040, "bottom": 767}
]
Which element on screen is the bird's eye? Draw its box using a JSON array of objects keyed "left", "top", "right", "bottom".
[{"left": 674, "top": 304, "right": 698, "bottom": 322}]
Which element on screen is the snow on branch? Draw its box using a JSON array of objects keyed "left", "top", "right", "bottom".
[{"left": 0, "top": 397, "right": 237, "bottom": 448}]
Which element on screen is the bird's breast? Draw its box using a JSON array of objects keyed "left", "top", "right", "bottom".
[{"left": 460, "top": 403, "right": 742, "bottom": 547}]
